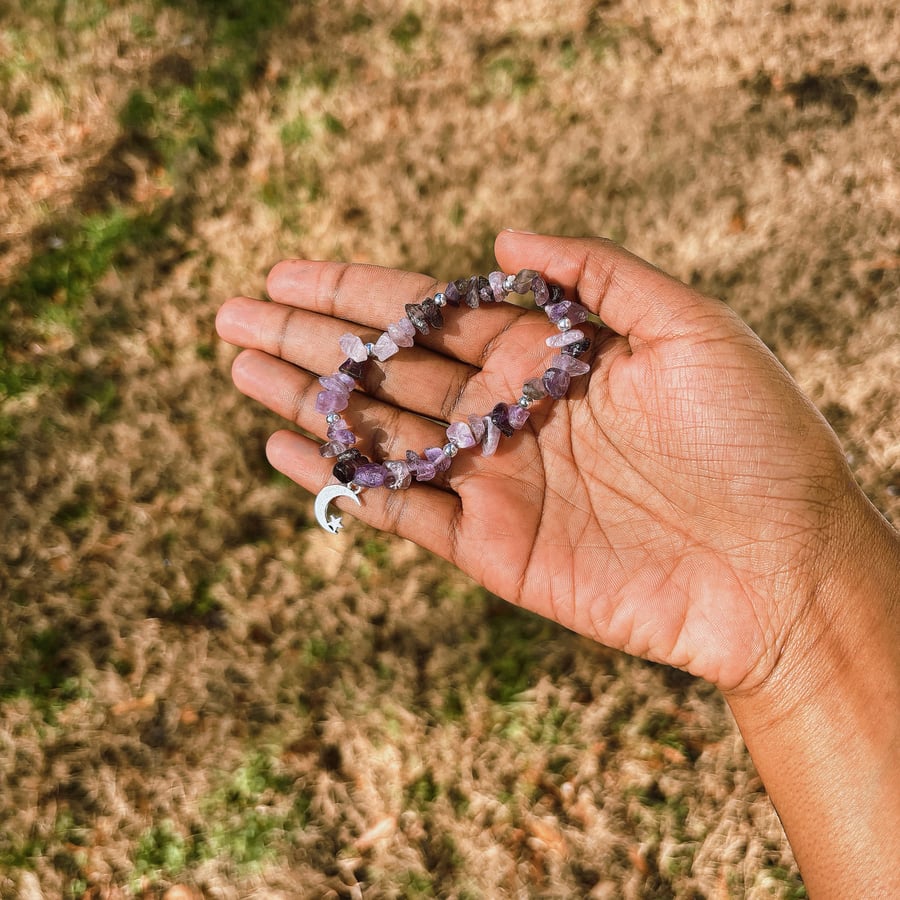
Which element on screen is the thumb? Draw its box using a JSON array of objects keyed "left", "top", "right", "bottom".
[{"left": 494, "top": 231, "right": 723, "bottom": 344}]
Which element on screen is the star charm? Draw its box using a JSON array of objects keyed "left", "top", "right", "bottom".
[{"left": 326, "top": 514, "right": 344, "bottom": 534}]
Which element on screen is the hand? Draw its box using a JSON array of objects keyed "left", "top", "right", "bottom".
[{"left": 215, "top": 232, "right": 854, "bottom": 694}]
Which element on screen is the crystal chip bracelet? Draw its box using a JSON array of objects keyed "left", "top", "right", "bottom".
[{"left": 312, "top": 268, "right": 592, "bottom": 533}]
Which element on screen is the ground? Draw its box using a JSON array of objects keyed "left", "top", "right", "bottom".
[{"left": 1, "top": 1, "right": 898, "bottom": 897}]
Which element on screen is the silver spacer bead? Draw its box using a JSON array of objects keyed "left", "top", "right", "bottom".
[
  {"left": 517, "top": 396, "right": 533, "bottom": 409},
  {"left": 503, "top": 273, "right": 516, "bottom": 291},
  {"left": 365, "top": 341, "right": 376, "bottom": 357},
  {"left": 556, "top": 317, "right": 572, "bottom": 331},
  {"left": 442, "top": 442, "right": 458, "bottom": 457},
  {"left": 326, "top": 412, "right": 341, "bottom": 424},
  {"left": 433, "top": 292, "right": 446, "bottom": 307}
]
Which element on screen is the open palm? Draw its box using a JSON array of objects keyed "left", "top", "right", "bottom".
[{"left": 217, "top": 232, "right": 848, "bottom": 693}]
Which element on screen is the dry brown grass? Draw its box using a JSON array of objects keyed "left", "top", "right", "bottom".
[{"left": 1, "top": 1, "right": 897, "bottom": 897}]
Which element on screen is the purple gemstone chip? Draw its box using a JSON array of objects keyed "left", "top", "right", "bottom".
[
  {"left": 481, "top": 415, "right": 501, "bottom": 456},
  {"left": 542, "top": 367, "right": 571, "bottom": 399},
  {"left": 319, "top": 372, "right": 355, "bottom": 394},
  {"left": 522, "top": 378, "right": 548, "bottom": 401},
  {"left": 546, "top": 329, "right": 585, "bottom": 348},
  {"left": 532, "top": 275, "right": 550, "bottom": 306},
  {"left": 551, "top": 353, "right": 590, "bottom": 376},
  {"left": 446, "top": 421, "right": 477, "bottom": 448},
  {"left": 354, "top": 463, "right": 389, "bottom": 488},
  {"left": 388, "top": 318, "right": 416, "bottom": 348},
  {"left": 339, "top": 358, "right": 366, "bottom": 380},
  {"left": 488, "top": 271, "right": 509, "bottom": 303},
  {"left": 508, "top": 403, "right": 530, "bottom": 429},
  {"left": 315, "top": 389, "right": 349, "bottom": 415},
  {"left": 405, "top": 303, "right": 430, "bottom": 335},
  {"left": 490, "top": 402, "right": 514, "bottom": 438},
  {"left": 546, "top": 300, "right": 589, "bottom": 326},
  {"left": 424, "top": 446, "right": 452, "bottom": 472},
  {"left": 511, "top": 268, "right": 539, "bottom": 293},
  {"left": 384, "top": 459, "right": 411, "bottom": 490}
]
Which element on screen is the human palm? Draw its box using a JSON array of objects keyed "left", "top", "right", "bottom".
[{"left": 217, "top": 232, "right": 848, "bottom": 693}]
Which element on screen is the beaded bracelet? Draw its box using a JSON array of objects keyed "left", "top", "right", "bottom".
[{"left": 313, "top": 268, "right": 592, "bottom": 533}]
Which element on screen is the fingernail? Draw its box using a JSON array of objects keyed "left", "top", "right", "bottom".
[{"left": 503, "top": 227, "right": 537, "bottom": 235}]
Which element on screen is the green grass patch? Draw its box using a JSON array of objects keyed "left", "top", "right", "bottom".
[
  {"left": 390, "top": 11, "right": 423, "bottom": 51},
  {"left": 481, "top": 601, "right": 558, "bottom": 703},
  {"left": 132, "top": 750, "right": 311, "bottom": 888}
]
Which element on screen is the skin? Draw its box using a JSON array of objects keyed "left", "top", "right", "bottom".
[{"left": 217, "top": 232, "right": 900, "bottom": 897}]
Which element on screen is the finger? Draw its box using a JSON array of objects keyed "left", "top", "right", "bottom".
[
  {"left": 265, "top": 258, "right": 537, "bottom": 369},
  {"left": 218, "top": 296, "right": 478, "bottom": 422},
  {"left": 230, "top": 348, "right": 453, "bottom": 464},
  {"left": 266, "top": 429, "right": 463, "bottom": 557},
  {"left": 494, "top": 230, "right": 722, "bottom": 344}
]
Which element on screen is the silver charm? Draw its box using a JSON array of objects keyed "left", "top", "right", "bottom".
[{"left": 314, "top": 484, "right": 362, "bottom": 534}]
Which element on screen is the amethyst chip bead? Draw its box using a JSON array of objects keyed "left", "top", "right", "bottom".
[{"left": 542, "top": 367, "right": 571, "bottom": 399}]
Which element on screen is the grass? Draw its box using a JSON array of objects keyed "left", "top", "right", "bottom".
[{"left": 2, "top": 0, "right": 894, "bottom": 895}]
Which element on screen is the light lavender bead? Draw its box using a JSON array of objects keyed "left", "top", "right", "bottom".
[
  {"left": 315, "top": 389, "right": 349, "bottom": 414},
  {"left": 546, "top": 300, "right": 589, "bottom": 325},
  {"left": 446, "top": 421, "right": 477, "bottom": 448},
  {"left": 551, "top": 353, "right": 590, "bottom": 376},
  {"left": 507, "top": 403, "right": 530, "bottom": 429},
  {"left": 384, "top": 459, "right": 412, "bottom": 490},
  {"left": 488, "top": 271, "right": 509, "bottom": 302},
  {"left": 339, "top": 333, "right": 369, "bottom": 362},
  {"left": 414, "top": 460, "right": 437, "bottom": 481},
  {"left": 373, "top": 332, "right": 399, "bottom": 361},
  {"left": 319, "top": 440, "right": 348, "bottom": 458},
  {"left": 327, "top": 426, "right": 357, "bottom": 445},
  {"left": 532, "top": 275, "right": 550, "bottom": 306},
  {"left": 387, "top": 319, "right": 415, "bottom": 348},
  {"left": 319, "top": 372, "right": 355, "bottom": 394},
  {"left": 546, "top": 328, "right": 585, "bottom": 348},
  {"left": 481, "top": 415, "right": 501, "bottom": 457},
  {"left": 354, "top": 463, "right": 389, "bottom": 488},
  {"left": 424, "top": 446, "right": 452, "bottom": 472}
]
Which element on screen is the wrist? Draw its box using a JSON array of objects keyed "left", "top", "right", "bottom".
[{"left": 725, "top": 485, "right": 900, "bottom": 896}]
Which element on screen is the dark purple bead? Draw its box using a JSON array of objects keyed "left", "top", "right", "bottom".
[
  {"left": 546, "top": 284, "right": 565, "bottom": 306},
  {"left": 546, "top": 300, "right": 588, "bottom": 325},
  {"left": 333, "top": 459, "right": 357, "bottom": 483},
  {"left": 339, "top": 357, "right": 366, "bottom": 380},
  {"left": 465, "top": 278, "right": 482, "bottom": 308},
  {"left": 405, "top": 303, "right": 430, "bottom": 334},
  {"left": 542, "top": 367, "right": 571, "bottom": 399},
  {"left": 443, "top": 280, "right": 462, "bottom": 306},
  {"left": 332, "top": 448, "right": 366, "bottom": 484},
  {"left": 453, "top": 278, "right": 472, "bottom": 303},
  {"left": 477, "top": 276, "right": 494, "bottom": 305},
  {"left": 562, "top": 337, "right": 592, "bottom": 358},
  {"left": 421, "top": 297, "right": 444, "bottom": 329},
  {"left": 490, "top": 401, "right": 514, "bottom": 437}
]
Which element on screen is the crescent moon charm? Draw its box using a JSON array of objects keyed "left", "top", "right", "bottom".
[{"left": 314, "top": 484, "right": 362, "bottom": 534}]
